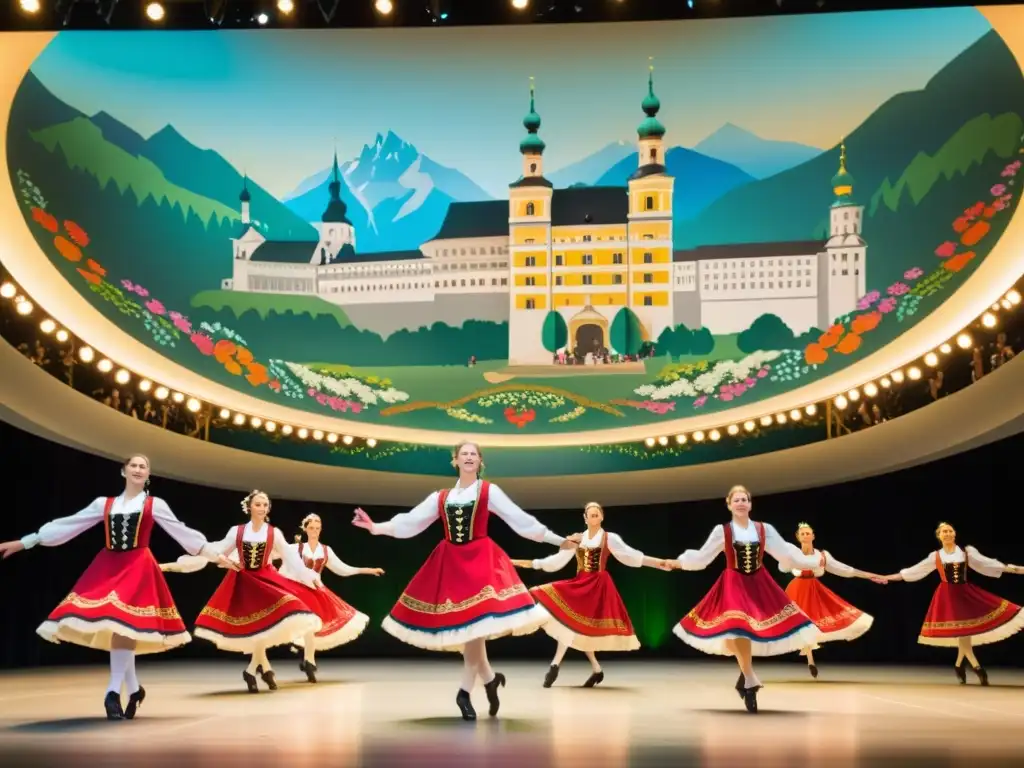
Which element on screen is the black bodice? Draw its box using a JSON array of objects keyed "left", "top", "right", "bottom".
[
  {"left": 444, "top": 500, "right": 476, "bottom": 545},
  {"left": 576, "top": 547, "right": 602, "bottom": 573},
  {"left": 241, "top": 541, "right": 268, "bottom": 570},
  {"left": 733, "top": 541, "right": 761, "bottom": 574},
  {"left": 943, "top": 560, "right": 968, "bottom": 584},
  {"left": 107, "top": 511, "right": 143, "bottom": 551}
]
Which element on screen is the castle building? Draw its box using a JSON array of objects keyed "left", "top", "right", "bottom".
[{"left": 224, "top": 72, "right": 866, "bottom": 359}]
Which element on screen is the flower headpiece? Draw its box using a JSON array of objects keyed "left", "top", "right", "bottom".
[
  {"left": 241, "top": 490, "right": 270, "bottom": 516},
  {"left": 301, "top": 513, "right": 322, "bottom": 529},
  {"left": 797, "top": 522, "right": 812, "bottom": 530}
]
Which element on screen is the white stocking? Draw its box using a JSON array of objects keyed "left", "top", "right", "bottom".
[
  {"left": 958, "top": 637, "right": 980, "bottom": 668},
  {"left": 107, "top": 649, "right": 131, "bottom": 694},
  {"left": 584, "top": 650, "right": 601, "bottom": 673},
  {"left": 464, "top": 638, "right": 494, "bottom": 685},
  {"left": 459, "top": 651, "right": 477, "bottom": 692},
  {"left": 302, "top": 633, "right": 317, "bottom": 665},
  {"left": 124, "top": 652, "right": 140, "bottom": 693},
  {"left": 551, "top": 642, "right": 570, "bottom": 666}
]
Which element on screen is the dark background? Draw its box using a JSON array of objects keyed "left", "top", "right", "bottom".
[{"left": 2, "top": 418, "right": 1022, "bottom": 670}]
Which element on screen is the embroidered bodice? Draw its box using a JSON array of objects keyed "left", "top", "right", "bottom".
[
  {"left": 575, "top": 531, "right": 611, "bottom": 574},
  {"left": 438, "top": 481, "right": 491, "bottom": 545},
  {"left": 724, "top": 521, "right": 765, "bottom": 575},
  {"left": 299, "top": 542, "right": 328, "bottom": 574},
  {"left": 104, "top": 495, "right": 155, "bottom": 551},
  {"left": 938, "top": 549, "right": 969, "bottom": 584},
  {"left": 236, "top": 523, "right": 275, "bottom": 571}
]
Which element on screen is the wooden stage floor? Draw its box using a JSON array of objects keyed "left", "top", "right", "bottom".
[{"left": 0, "top": 660, "right": 1022, "bottom": 766}]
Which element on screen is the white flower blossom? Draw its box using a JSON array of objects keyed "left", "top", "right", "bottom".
[
  {"left": 285, "top": 362, "right": 409, "bottom": 405},
  {"left": 634, "top": 351, "right": 782, "bottom": 401}
]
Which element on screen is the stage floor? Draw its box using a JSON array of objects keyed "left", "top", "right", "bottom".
[{"left": 1, "top": 659, "right": 1022, "bottom": 766}]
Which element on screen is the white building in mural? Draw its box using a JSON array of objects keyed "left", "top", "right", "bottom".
[{"left": 223, "top": 88, "right": 866, "bottom": 357}]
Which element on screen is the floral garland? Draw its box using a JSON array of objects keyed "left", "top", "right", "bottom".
[
  {"left": 285, "top": 362, "right": 410, "bottom": 409},
  {"left": 550, "top": 406, "right": 586, "bottom": 423},
  {"left": 446, "top": 407, "right": 494, "bottom": 425},
  {"left": 633, "top": 350, "right": 782, "bottom": 406}
]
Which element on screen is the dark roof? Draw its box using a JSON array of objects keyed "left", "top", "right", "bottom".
[
  {"left": 332, "top": 249, "right": 425, "bottom": 264},
  {"left": 250, "top": 241, "right": 317, "bottom": 264},
  {"left": 432, "top": 200, "right": 508, "bottom": 241},
  {"left": 551, "top": 186, "right": 628, "bottom": 227},
  {"left": 509, "top": 176, "right": 554, "bottom": 189},
  {"left": 629, "top": 163, "right": 667, "bottom": 181},
  {"left": 673, "top": 240, "right": 824, "bottom": 263}
]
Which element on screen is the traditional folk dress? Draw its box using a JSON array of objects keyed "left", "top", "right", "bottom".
[
  {"left": 778, "top": 550, "right": 873, "bottom": 650},
  {"left": 674, "top": 521, "right": 822, "bottom": 656},
  {"left": 375, "top": 479, "right": 564, "bottom": 651},
  {"left": 19, "top": 494, "right": 215, "bottom": 654},
  {"left": 275, "top": 542, "right": 370, "bottom": 650},
  {"left": 899, "top": 545, "right": 1024, "bottom": 647},
  {"left": 525, "top": 529, "right": 643, "bottom": 652},
  {"left": 174, "top": 522, "right": 323, "bottom": 653}
]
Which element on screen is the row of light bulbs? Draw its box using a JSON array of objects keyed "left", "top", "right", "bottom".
[
  {"left": 642, "top": 287, "right": 1022, "bottom": 449},
  {"left": 1, "top": 279, "right": 380, "bottom": 451}
]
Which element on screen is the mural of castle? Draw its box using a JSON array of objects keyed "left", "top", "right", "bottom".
[{"left": 223, "top": 69, "right": 867, "bottom": 364}]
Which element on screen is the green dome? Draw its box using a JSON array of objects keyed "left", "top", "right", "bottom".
[
  {"left": 638, "top": 116, "right": 666, "bottom": 139},
  {"left": 520, "top": 133, "right": 546, "bottom": 154},
  {"left": 832, "top": 168, "right": 855, "bottom": 189},
  {"left": 642, "top": 91, "right": 661, "bottom": 115},
  {"left": 638, "top": 67, "right": 665, "bottom": 139},
  {"left": 519, "top": 80, "right": 545, "bottom": 155},
  {"left": 523, "top": 108, "right": 541, "bottom": 133}
]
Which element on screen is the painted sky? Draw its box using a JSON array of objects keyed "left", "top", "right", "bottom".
[{"left": 27, "top": 7, "right": 992, "bottom": 199}]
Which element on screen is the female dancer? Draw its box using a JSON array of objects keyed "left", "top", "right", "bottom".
[
  {"left": 276, "top": 513, "right": 384, "bottom": 682},
  {"left": 667, "top": 485, "right": 822, "bottom": 713},
  {"left": 779, "top": 522, "right": 883, "bottom": 678},
  {"left": 881, "top": 522, "right": 1024, "bottom": 685},
  {"left": 163, "top": 490, "right": 325, "bottom": 693},
  {"left": 0, "top": 455, "right": 230, "bottom": 720},
  {"left": 351, "top": 440, "right": 578, "bottom": 721},
  {"left": 512, "top": 501, "right": 673, "bottom": 688}
]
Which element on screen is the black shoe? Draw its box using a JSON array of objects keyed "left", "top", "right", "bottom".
[
  {"left": 742, "top": 684, "right": 762, "bottom": 714},
  {"left": 104, "top": 691, "right": 124, "bottom": 720},
  {"left": 300, "top": 660, "right": 318, "bottom": 683},
  {"left": 243, "top": 670, "right": 259, "bottom": 693},
  {"left": 973, "top": 665, "right": 989, "bottom": 686},
  {"left": 483, "top": 672, "right": 506, "bottom": 717},
  {"left": 260, "top": 668, "right": 278, "bottom": 691},
  {"left": 582, "top": 671, "right": 604, "bottom": 688},
  {"left": 808, "top": 664, "right": 818, "bottom": 679},
  {"left": 955, "top": 660, "right": 967, "bottom": 684},
  {"left": 456, "top": 689, "right": 476, "bottom": 721},
  {"left": 735, "top": 672, "right": 745, "bottom": 699},
  {"left": 124, "top": 686, "right": 146, "bottom": 720},
  {"left": 543, "top": 664, "right": 559, "bottom": 688}
]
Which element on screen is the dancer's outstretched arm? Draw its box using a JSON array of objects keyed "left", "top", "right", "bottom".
[
  {"left": 486, "top": 483, "right": 574, "bottom": 548},
  {"left": 821, "top": 551, "right": 887, "bottom": 582},
  {"left": 2, "top": 498, "right": 107, "bottom": 557},
  {"left": 512, "top": 547, "right": 576, "bottom": 572},
  {"left": 606, "top": 532, "right": 673, "bottom": 571},
  {"left": 763, "top": 524, "right": 824, "bottom": 571},
  {"left": 352, "top": 493, "right": 441, "bottom": 539},
  {"left": 324, "top": 546, "right": 384, "bottom": 577}
]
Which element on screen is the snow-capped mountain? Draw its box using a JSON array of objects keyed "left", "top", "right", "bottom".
[{"left": 283, "top": 131, "right": 492, "bottom": 253}]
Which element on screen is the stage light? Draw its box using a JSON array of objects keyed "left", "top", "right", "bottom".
[
  {"left": 187, "top": 397, "right": 201, "bottom": 413},
  {"left": 863, "top": 382, "right": 878, "bottom": 398},
  {"left": 16, "top": 300, "right": 33, "bottom": 316},
  {"left": 327, "top": 432, "right": 339, "bottom": 443},
  {"left": 233, "top": 413, "right": 246, "bottom": 425},
  {"left": 775, "top": 413, "right": 787, "bottom": 424},
  {"left": 155, "top": 386, "right": 170, "bottom": 400},
  {"left": 97, "top": 358, "right": 113, "bottom": 373},
  {"left": 687, "top": 0, "right": 694, "bottom": 8},
  {"left": 38, "top": 319, "right": 56, "bottom": 334},
  {"left": 298, "top": 427, "right": 309, "bottom": 439},
  {"left": 924, "top": 352, "right": 939, "bottom": 367},
  {"left": 313, "top": 430, "right": 324, "bottom": 440},
  {"left": 145, "top": 2, "right": 165, "bottom": 21},
  {"left": 657, "top": 436, "right": 668, "bottom": 446},
  {"left": 804, "top": 404, "right": 817, "bottom": 416},
  {"left": 256, "top": 11, "right": 269, "bottom": 24},
  {"left": 1001, "top": 298, "right": 1012, "bottom": 310},
  {"left": 251, "top": 416, "right": 263, "bottom": 427},
  {"left": 79, "top": 346, "right": 95, "bottom": 363},
  {"left": 759, "top": 415, "right": 772, "bottom": 427},
  {"left": 375, "top": 0, "right": 393, "bottom": 14},
  {"left": 939, "top": 343, "right": 952, "bottom": 354},
  {"left": 0, "top": 282, "right": 15, "bottom": 299},
  {"left": 139, "top": 379, "right": 153, "bottom": 392},
  {"left": 367, "top": 438, "right": 378, "bottom": 448},
  {"left": 511, "top": 0, "right": 528, "bottom": 9},
  {"left": 982, "top": 312, "right": 997, "bottom": 328},
  {"left": 115, "top": 369, "right": 130, "bottom": 385},
  {"left": 692, "top": 430, "right": 705, "bottom": 442},
  {"left": 956, "top": 333, "right": 972, "bottom": 349},
  {"left": 847, "top": 388, "right": 860, "bottom": 401},
  {"left": 172, "top": 391, "right": 185, "bottom": 403},
  {"left": 675, "top": 433, "right": 687, "bottom": 443},
  {"left": 219, "top": 408, "right": 230, "bottom": 419},
  {"left": 908, "top": 366, "right": 922, "bottom": 380},
  {"left": 19, "top": 0, "right": 41, "bottom": 13},
  {"left": 891, "top": 370, "right": 905, "bottom": 383},
  {"left": 743, "top": 420, "right": 756, "bottom": 432},
  {"left": 342, "top": 435, "right": 354, "bottom": 445},
  {"left": 281, "top": 425, "right": 293, "bottom": 436},
  {"left": 265, "top": 420, "right": 276, "bottom": 432},
  {"left": 727, "top": 424, "right": 739, "bottom": 436},
  {"left": 277, "top": 0, "right": 294, "bottom": 11},
  {"left": 789, "top": 409, "right": 801, "bottom": 421},
  {"left": 644, "top": 437, "right": 655, "bottom": 447},
  {"left": 834, "top": 394, "right": 848, "bottom": 409},
  {"left": 709, "top": 429, "right": 721, "bottom": 441},
  {"left": 55, "top": 329, "right": 69, "bottom": 342},
  {"left": 1007, "top": 289, "right": 1021, "bottom": 306},
  {"left": 879, "top": 377, "right": 891, "bottom": 388}
]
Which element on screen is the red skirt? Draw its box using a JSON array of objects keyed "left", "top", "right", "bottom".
[
  {"left": 531, "top": 571, "right": 640, "bottom": 652},
  {"left": 674, "top": 568, "right": 819, "bottom": 657},
  {"left": 194, "top": 567, "right": 322, "bottom": 654},
  {"left": 37, "top": 548, "right": 190, "bottom": 655},
  {"left": 382, "top": 537, "right": 546, "bottom": 651},
  {"left": 290, "top": 585, "right": 369, "bottom": 651},
  {"left": 785, "top": 577, "right": 873, "bottom": 650},
  {"left": 918, "top": 582, "right": 1024, "bottom": 647}
]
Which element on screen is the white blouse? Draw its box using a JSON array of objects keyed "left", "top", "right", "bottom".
[
  {"left": 777, "top": 548, "right": 857, "bottom": 578},
  {"left": 677, "top": 521, "right": 822, "bottom": 572},
  {"left": 530, "top": 529, "right": 645, "bottom": 572},
  {"left": 372, "top": 481, "right": 565, "bottom": 547},
  {"left": 899, "top": 545, "right": 1006, "bottom": 582},
  {"left": 278, "top": 542, "right": 359, "bottom": 579},
  {"left": 172, "top": 522, "right": 320, "bottom": 587},
  {"left": 20, "top": 493, "right": 215, "bottom": 559}
]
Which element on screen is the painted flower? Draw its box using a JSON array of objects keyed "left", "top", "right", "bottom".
[
  {"left": 887, "top": 282, "right": 910, "bottom": 297},
  {"left": 191, "top": 332, "right": 215, "bottom": 355},
  {"left": 85, "top": 259, "right": 106, "bottom": 277},
  {"left": 53, "top": 235, "right": 82, "bottom": 262},
  {"left": 32, "top": 207, "right": 58, "bottom": 232},
  {"left": 878, "top": 297, "right": 897, "bottom": 314},
  {"left": 169, "top": 311, "right": 192, "bottom": 334},
  {"left": 903, "top": 267, "right": 923, "bottom": 280},
  {"left": 935, "top": 241, "right": 957, "bottom": 258},
  {"left": 991, "top": 183, "right": 1007, "bottom": 197},
  {"left": 121, "top": 279, "right": 137, "bottom": 291},
  {"left": 964, "top": 202, "right": 985, "bottom": 220},
  {"left": 76, "top": 268, "right": 101, "bottom": 285},
  {"left": 63, "top": 220, "right": 90, "bottom": 247},
  {"left": 145, "top": 299, "right": 166, "bottom": 315},
  {"left": 952, "top": 217, "right": 971, "bottom": 234},
  {"left": 756, "top": 367, "right": 769, "bottom": 378},
  {"left": 1002, "top": 160, "right": 1022, "bottom": 177},
  {"left": 857, "top": 290, "right": 880, "bottom": 310},
  {"left": 943, "top": 250, "right": 976, "bottom": 273},
  {"left": 693, "top": 396, "right": 708, "bottom": 408}
]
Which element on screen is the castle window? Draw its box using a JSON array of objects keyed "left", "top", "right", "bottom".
[
  {"left": 613, "top": 274, "right": 622, "bottom": 285},
  {"left": 842, "top": 269, "right": 849, "bottom": 276},
  {"left": 460, "top": 249, "right": 466, "bottom": 256},
  {"left": 471, "top": 248, "right": 477, "bottom": 255},
  {"left": 492, "top": 278, "right": 498, "bottom": 285},
  {"left": 613, "top": 253, "right": 623, "bottom": 264},
  {"left": 555, "top": 255, "right": 563, "bottom": 266},
  {"left": 644, "top": 195, "right": 654, "bottom": 211},
  {"left": 650, "top": 148, "right": 657, "bottom": 162},
  {"left": 525, "top": 256, "right": 536, "bottom": 267},
  {"left": 644, "top": 253, "right": 653, "bottom": 264},
  {"left": 530, "top": 163, "right": 537, "bottom": 173},
  {"left": 643, "top": 234, "right": 654, "bottom": 240},
  {"left": 583, "top": 235, "right": 592, "bottom": 242},
  {"left": 583, "top": 254, "right": 593, "bottom": 265},
  {"left": 556, "top": 276, "right": 563, "bottom": 286},
  {"left": 461, "top": 279, "right": 466, "bottom": 286},
  {"left": 769, "top": 282, "right": 774, "bottom": 289},
  {"left": 525, "top": 277, "right": 536, "bottom": 286},
  {"left": 855, "top": 269, "right": 860, "bottom": 276},
  {"left": 644, "top": 296, "right": 653, "bottom": 306},
  {"left": 854, "top": 253, "right": 860, "bottom": 262},
  {"left": 471, "top": 279, "right": 476, "bottom": 286},
  {"left": 526, "top": 202, "right": 536, "bottom": 216},
  {"left": 643, "top": 273, "right": 653, "bottom": 284},
  {"left": 501, "top": 278, "right": 508, "bottom": 286},
  {"left": 526, "top": 299, "right": 536, "bottom": 309},
  {"left": 525, "top": 238, "right": 535, "bottom": 244},
  {"left": 583, "top": 275, "right": 593, "bottom": 285}
]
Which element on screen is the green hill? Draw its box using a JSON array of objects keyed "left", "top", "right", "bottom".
[{"left": 191, "top": 289, "right": 351, "bottom": 326}]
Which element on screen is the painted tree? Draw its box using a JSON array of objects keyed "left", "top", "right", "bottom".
[
  {"left": 610, "top": 307, "right": 643, "bottom": 356},
  {"left": 656, "top": 323, "right": 693, "bottom": 359},
  {"left": 690, "top": 326, "right": 716, "bottom": 356},
  {"left": 541, "top": 310, "right": 568, "bottom": 352},
  {"left": 737, "top": 313, "right": 796, "bottom": 353}
]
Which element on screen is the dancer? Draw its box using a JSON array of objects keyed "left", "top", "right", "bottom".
[
  {"left": 512, "top": 501, "right": 673, "bottom": 688},
  {"left": 881, "top": 522, "right": 1024, "bottom": 685},
  {"left": 0, "top": 455, "right": 230, "bottom": 720},
  {"left": 667, "top": 485, "right": 822, "bottom": 713},
  {"left": 162, "top": 490, "right": 325, "bottom": 693},
  {"left": 779, "top": 522, "right": 884, "bottom": 678},
  {"left": 351, "top": 440, "right": 577, "bottom": 721},
  {"left": 275, "top": 513, "right": 384, "bottom": 682}
]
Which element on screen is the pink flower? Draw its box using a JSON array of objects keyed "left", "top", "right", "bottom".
[
  {"left": 744, "top": 377, "right": 756, "bottom": 387},
  {"left": 132, "top": 284, "right": 150, "bottom": 298},
  {"left": 991, "top": 183, "right": 1007, "bottom": 197},
  {"left": 145, "top": 299, "right": 166, "bottom": 315},
  {"left": 904, "top": 267, "right": 924, "bottom": 280},
  {"left": 308, "top": 388, "right": 317, "bottom": 396},
  {"left": 720, "top": 392, "right": 734, "bottom": 402},
  {"left": 878, "top": 297, "right": 897, "bottom": 314},
  {"left": 887, "top": 282, "right": 910, "bottom": 297},
  {"left": 935, "top": 241, "right": 957, "bottom": 258},
  {"left": 732, "top": 383, "right": 747, "bottom": 395},
  {"left": 349, "top": 402, "right": 363, "bottom": 414},
  {"left": 121, "top": 279, "right": 137, "bottom": 292},
  {"left": 169, "top": 311, "right": 192, "bottom": 333},
  {"left": 857, "top": 290, "right": 880, "bottom": 310},
  {"left": 190, "top": 333, "right": 214, "bottom": 355},
  {"left": 693, "top": 396, "right": 707, "bottom": 408},
  {"left": 756, "top": 368, "right": 769, "bottom": 378},
  {"left": 1002, "top": 161, "right": 1022, "bottom": 177}
]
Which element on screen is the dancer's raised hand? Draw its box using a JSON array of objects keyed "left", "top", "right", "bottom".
[
  {"left": 352, "top": 508, "right": 375, "bottom": 532},
  {"left": 0, "top": 540, "right": 24, "bottom": 560}
]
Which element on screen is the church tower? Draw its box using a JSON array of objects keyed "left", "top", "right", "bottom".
[
  {"left": 507, "top": 77, "right": 555, "bottom": 365},
  {"left": 820, "top": 141, "right": 867, "bottom": 328},
  {"left": 314, "top": 152, "right": 356, "bottom": 265}
]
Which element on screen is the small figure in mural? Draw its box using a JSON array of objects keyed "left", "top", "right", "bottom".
[
  {"left": 271, "top": 513, "right": 384, "bottom": 682},
  {"left": 662, "top": 485, "right": 821, "bottom": 713},
  {"left": 350, "top": 441, "right": 578, "bottom": 721},
  {"left": 878, "top": 522, "right": 1024, "bottom": 685},
  {"left": 511, "top": 501, "right": 675, "bottom": 688},
  {"left": 0, "top": 455, "right": 231, "bottom": 720},
  {"left": 777, "top": 522, "right": 886, "bottom": 678},
  {"left": 161, "top": 490, "right": 327, "bottom": 693}
]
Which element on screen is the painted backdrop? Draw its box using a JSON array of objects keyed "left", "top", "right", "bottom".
[{"left": 5, "top": 8, "right": 1024, "bottom": 436}]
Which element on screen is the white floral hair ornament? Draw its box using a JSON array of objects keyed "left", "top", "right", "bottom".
[
  {"left": 241, "top": 490, "right": 271, "bottom": 516},
  {"left": 301, "top": 513, "right": 322, "bottom": 529}
]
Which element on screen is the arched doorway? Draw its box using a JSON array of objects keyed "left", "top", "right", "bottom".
[{"left": 575, "top": 323, "right": 605, "bottom": 355}]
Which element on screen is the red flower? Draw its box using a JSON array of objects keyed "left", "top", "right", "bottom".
[
  {"left": 952, "top": 217, "right": 971, "bottom": 234},
  {"left": 32, "top": 207, "right": 58, "bottom": 232},
  {"left": 76, "top": 268, "right": 101, "bottom": 285},
  {"left": 191, "top": 333, "right": 215, "bottom": 355},
  {"left": 53, "top": 235, "right": 82, "bottom": 262},
  {"left": 85, "top": 259, "right": 106, "bottom": 276},
  {"left": 504, "top": 407, "right": 536, "bottom": 428},
  {"left": 935, "top": 241, "right": 956, "bottom": 258},
  {"left": 63, "top": 220, "right": 90, "bottom": 247},
  {"left": 145, "top": 299, "right": 166, "bottom": 315}
]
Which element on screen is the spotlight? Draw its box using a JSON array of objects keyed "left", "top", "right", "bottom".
[
  {"left": 644, "top": 437, "right": 655, "bottom": 447},
  {"left": 145, "top": 2, "right": 164, "bottom": 21},
  {"left": 709, "top": 429, "right": 721, "bottom": 442},
  {"left": 265, "top": 421, "right": 276, "bottom": 432},
  {"left": 1001, "top": 299, "right": 1012, "bottom": 310},
  {"left": 233, "top": 413, "right": 246, "bottom": 425},
  {"left": 115, "top": 369, "right": 130, "bottom": 385},
  {"left": 327, "top": 433, "right": 339, "bottom": 444},
  {"left": 251, "top": 416, "right": 263, "bottom": 427},
  {"left": 297, "top": 428, "right": 309, "bottom": 439},
  {"left": 982, "top": 312, "right": 997, "bottom": 328},
  {"left": 1007, "top": 289, "right": 1021, "bottom": 306},
  {"left": 139, "top": 379, "right": 153, "bottom": 392},
  {"left": 367, "top": 438, "right": 378, "bottom": 448},
  {"left": 97, "top": 358, "right": 114, "bottom": 373},
  {"left": 834, "top": 395, "right": 848, "bottom": 410},
  {"left": 256, "top": 11, "right": 269, "bottom": 24},
  {"left": 511, "top": 0, "right": 528, "bottom": 9},
  {"left": 375, "top": 0, "right": 393, "bottom": 13},
  {"left": 16, "top": 300, "right": 33, "bottom": 316},
  {"left": 281, "top": 425, "right": 293, "bottom": 436},
  {"left": 692, "top": 430, "right": 705, "bottom": 442},
  {"left": 956, "top": 333, "right": 972, "bottom": 349},
  {"left": 187, "top": 397, "right": 201, "bottom": 413},
  {"left": 155, "top": 386, "right": 169, "bottom": 400},
  {"left": 924, "top": 352, "right": 939, "bottom": 367},
  {"left": 79, "top": 346, "right": 95, "bottom": 363},
  {"left": 789, "top": 409, "right": 801, "bottom": 421},
  {"left": 804, "top": 404, "right": 817, "bottom": 416},
  {"left": 675, "top": 434, "right": 688, "bottom": 444},
  {"left": 313, "top": 430, "right": 324, "bottom": 440},
  {"left": 19, "top": 0, "right": 41, "bottom": 13},
  {"left": 891, "top": 370, "right": 905, "bottom": 383},
  {"left": 219, "top": 408, "right": 230, "bottom": 419},
  {"left": 908, "top": 366, "right": 922, "bottom": 380},
  {"left": 759, "top": 415, "right": 772, "bottom": 427},
  {"left": 863, "top": 382, "right": 878, "bottom": 398},
  {"left": 879, "top": 377, "right": 891, "bottom": 388},
  {"left": 39, "top": 319, "right": 56, "bottom": 334},
  {"left": 775, "top": 413, "right": 787, "bottom": 424},
  {"left": 657, "top": 436, "right": 668, "bottom": 446},
  {"left": 277, "top": 0, "right": 293, "bottom": 11},
  {"left": 939, "top": 343, "right": 952, "bottom": 354},
  {"left": 0, "top": 282, "right": 15, "bottom": 298},
  {"left": 726, "top": 424, "right": 739, "bottom": 436},
  {"left": 172, "top": 391, "right": 185, "bottom": 403},
  {"left": 342, "top": 435, "right": 354, "bottom": 445},
  {"left": 743, "top": 420, "right": 756, "bottom": 432},
  {"left": 55, "top": 329, "right": 69, "bottom": 342},
  {"left": 847, "top": 389, "right": 860, "bottom": 401}
]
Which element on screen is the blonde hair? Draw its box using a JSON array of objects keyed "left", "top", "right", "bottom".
[
  {"left": 123, "top": 454, "right": 151, "bottom": 469},
  {"left": 726, "top": 485, "right": 751, "bottom": 504},
  {"left": 241, "top": 490, "right": 271, "bottom": 518},
  {"left": 295, "top": 513, "right": 322, "bottom": 544},
  {"left": 583, "top": 502, "right": 604, "bottom": 516},
  {"left": 935, "top": 521, "right": 955, "bottom": 540},
  {"left": 450, "top": 440, "right": 486, "bottom": 474}
]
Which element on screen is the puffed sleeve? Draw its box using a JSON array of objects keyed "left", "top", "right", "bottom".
[
  {"left": 606, "top": 532, "right": 646, "bottom": 568},
  {"left": 324, "top": 546, "right": 359, "bottom": 577},
  {"left": 487, "top": 484, "right": 565, "bottom": 547},
  {"left": 20, "top": 497, "right": 106, "bottom": 549},
  {"left": 372, "top": 492, "right": 441, "bottom": 539},
  {"left": 778, "top": 561, "right": 802, "bottom": 577},
  {"left": 271, "top": 528, "right": 319, "bottom": 587},
  {"left": 151, "top": 497, "right": 216, "bottom": 558},
  {"left": 899, "top": 553, "right": 937, "bottom": 582},
  {"left": 166, "top": 527, "right": 236, "bottom": 572},
  {"left": 530, "top": 547, "right": 576, "bottom": 572},
  {"left": 764, "top": 524, "right": 821, "bottom": 570},
  {"left": 822, "top": 551, "right": 857, "bottom": 578},
  {"left": 677, "top": 526, "right": 725, "bottom": 571},
  {"left": 966, "top": 546, "right": 1006, "bottom": 579}
]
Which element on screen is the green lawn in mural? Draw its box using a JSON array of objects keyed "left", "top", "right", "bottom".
[{"left": 4, "top": 13, "right": 1023, "bottom": 436}]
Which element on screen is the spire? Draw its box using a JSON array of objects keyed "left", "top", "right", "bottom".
[
  {"left": 831, "top": 138, "right": 855, "bottom": 206},
  {"left": 322, "top": 148, "right": 350, "bottom": 223},
  {"left": 519, "top": 76, "right": 546, "bottom": 155},
  {"left": 638, "top": 58, "right": 665, "bottom": 139},
  {"left": 239, "top": 172, "right": 251, "bottom": 203}
]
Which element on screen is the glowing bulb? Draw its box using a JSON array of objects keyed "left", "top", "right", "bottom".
[
  {"left": 185, "top": 398, "right": 200, "bottom": 413},
  {"left": 675, "top": 434, "right": 687, "bottom": 444},
  {"left": 155, "top": 386, "right": 170, "bottom": 400},
  {"left": 313, "top": 430, "right": 324, "bottom": 441},
  {"left": 16, "top": 300, "right": 33, "bottom": 315},
  {"left": 863, "top": 382, "right": 878, "bottom": 398},
  {"left": 982, "top": 312, "right": 997, "bottom": 328},
  {"left": 511, "top": 0, "right": 528, "bottom": 8},
  {"left": 250, "top": 416, "right": 262, "bottom": 427},
  {"left": 171, "top": 391, "right": 185, "bottom": 403},
  {"left": 709, "top": 429, "right": 721, "bottom": 441},
  {"left": 277, "top": 0, "right": 294, "bottom": 12},
  {"left": 97, "top": 358, "right": 113, "bottom": 373},
  {"left": 145, "top": 2, "right": 164, "bottom": 21},
  {"left": 114, "top": 369, "right": 130, "bottom": 385},
  {"left": 256, "top": 12, "right": 269, "bottom": 24},
  {"left": 924, "top": 352, "right": 939, "bottom": 367},
  {"left": 375, "top": 0, "right": 393, "bottom": 13},
  {"left": 644, "top": 437, "right": 655, "bottom": 447},
  {"left": 939, "top": 343, "right": 952, "bottom": 354},
  {"left": 692, "top": 430, "right": 705, "bottom": 442},
  {"left": 1007, "top": 289, "right": 1021, "bottom": 306},
  {"left": 0, "top": 282, "right": 15, "bottom": 298},
  {"left": 39, "top": 319, "right": 56, "bottom": 334},
  {"left": 327, "top": 433, "right": 338, "bottom": 443},
  {"left": 55, "top": 329, "right": 69, "bottom": 342},
  {"left": 847, "top": 389, "right": 860, "bottom": 402},
  {"left": 908, "top": 367, "right": 922, "bottom": 380},
  {"left": 891, "top": 370, "right": 905, "bottom": 383},
  {"left": 789, "top": 409, "right": 801, "bottom": 421},
  {"left": 297, "top": 428, "right": 308, "bottom": 439},
  {"left": 743, "top": 420, "right": 756, "bottom": 432},
  {"left": 78, "top": 346, "right": 95, "bottom": 363},
  {"left": 879, "top": 377, "right": 891, "bottom": 388},
  {"left": 281, "top": 425, "right": 293, "bottom": 436},
  {"left": 20, "top": 0, "right": 41, "bottom": 12},
  {"left": 1001, "top": 299, "right": 1012, "bottom": 310},
  {"left": 233, "top": 413, "right": 246, "bottom": 425},
  {"left": 657, "top": 436, "right": 668, "bottom": 446},
  {"left": 367, "top": 438, "right": 378, "bottom": 448},
  {"left": 956, "top": 333, "right": 972, "bottom": 349},
  {"left": 218, "top": 408, "right": 230, "bottom": 419},
  {"left": 834, "top": 395, "right": 848, "bottom": 410},
  {"left": 342, "top": 435, "right": 354, "bottom": 445},
  {"left": 775, "top": 413, "right": 787, "bottom": 424},
  {"left": 138, "top": 379, "right": 153, "bottom": 392},
  {"left": 727, "top": 424, "right": 739, "bottom": 436},
  {"left": 265, "top": 421, "right": 276, "bottom": 432},
  {"left": 804, "top": 404, "right": 817, "bottom": 416},
  {"left": 760, "top": 415, "right": 772, "bottom": 427}
]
